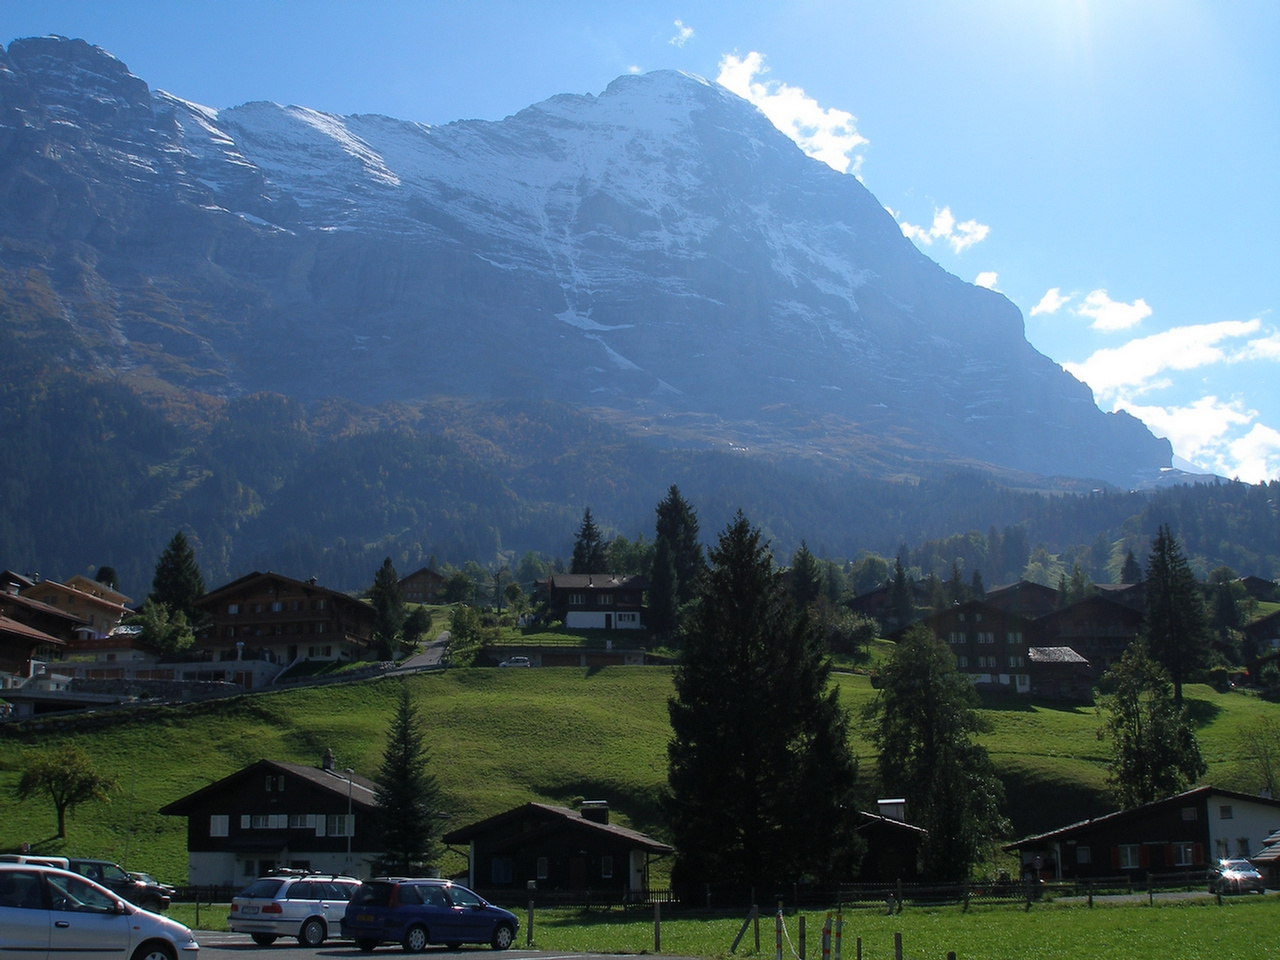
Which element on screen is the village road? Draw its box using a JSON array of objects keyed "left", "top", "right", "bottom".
[{"left": 192, "top": 931, "right": 696, "bottom": 960}]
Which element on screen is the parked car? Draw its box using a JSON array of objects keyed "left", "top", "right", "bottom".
[
  {"left": 342, "top": 878, "right": 518, "bottom": 952},
  {"left": 1208, "top": 858, "right": 1265, "bottom": 894},
  {"left": 129, "top": 872, "right": 176, "bottom": 900},
  {"left": 499, "top": 656, "right": 532, "bottom": 667},
  {"left": 229, "top": 873, "right": 361, "bottom": 946},
  {"left": 0, "top": 862, "right": 199, "bottom": 960},
  {"left": 66, "top": 858, "right": 172, "bottom": 912}
]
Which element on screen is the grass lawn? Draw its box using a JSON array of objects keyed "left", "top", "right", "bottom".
[{"left": 1, "top": 668, "right": 1278, "bottom": 891}]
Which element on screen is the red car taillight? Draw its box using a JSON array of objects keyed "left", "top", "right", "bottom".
[
  {"left": 229, "top": 904, "right": 238, "bottom": 914},
  {"left": 262, "top": 903, "right": 283, "bottom": 914},
  {"left": 389, "top": 885, "right": 400, "bottom": 908}
]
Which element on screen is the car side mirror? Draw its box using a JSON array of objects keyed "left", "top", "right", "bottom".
[{"left": 114, "top": 900, "right": 130, "bottom": 915}]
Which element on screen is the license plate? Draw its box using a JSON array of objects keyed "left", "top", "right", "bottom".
[
  {"left": 241, "top": 906, "right": 259, "bottom": 914},
  {"left": 357, "top": 914, "right": 374, "bottom": 922}
]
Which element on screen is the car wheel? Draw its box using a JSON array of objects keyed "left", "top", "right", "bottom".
[
  {"left": 356, "top": 940, "right": 379, "bottom": 953},
  {"left": 251, "top": 934, "right": 278, "bottom": 946},
  {"left": 402, "top": 924, "right": 430, "bottom": 953},
  {"left": 131, "top": 942, "right": 176, "bottom": 960},
  {"left": 491, "top": 924, "right": 515, "bottom": 950},
  {"left": 299, "top": 918, "right": 327, "bottom": 947}
]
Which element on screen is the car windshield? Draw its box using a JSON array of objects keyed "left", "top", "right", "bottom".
[
  {"left": 238, "top": 878, "right": 286, "bottom": 899},
  {"left": 445, "top": 884, "right": 484, "bottom": 907}
]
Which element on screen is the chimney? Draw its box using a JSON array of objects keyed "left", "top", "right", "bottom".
[
  {"left": 877, "top": 798, "right": 906, "bottom": 822},
  {"left": 322, "top": 747, "right": 335, "bottom": 771},
  {"left": 580, "top": 800, "right": 609, "bottom": 825}
]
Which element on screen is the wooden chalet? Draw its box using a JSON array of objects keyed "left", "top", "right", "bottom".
[{"left": 544, "top": 573, "right": 647, "bottom": 631}]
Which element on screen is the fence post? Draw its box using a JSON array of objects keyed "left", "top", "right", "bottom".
[
  {"left": 775, "top": 902, "right": 783, "bottom": 960},
  {"left": 894, "top": 931, "right": 903, "bottom": 960},
  {"left": 1087, "top": 880, "right": 1093, "bottom": 908},
  {"left": 833, "top": 910, "right": 843, "bottom": 960},
  {"left": 527, "top": 881, "right": 535, "bottom": 946},
  {"left": 821, "top": 912, "right": 831, "bottom": 960},
  {"left": 799, "top": 914, "right": 806, "bottom": 960},
  {"left": 856, "top": 936, "right": 861, "bottom": 960},
  {"left": 194, "top": 889, "right": 200, "bottom": 929},
  {"left": 654, "top": 900, "right": 660, "bottom": 952},
  {"left": 754, "top": 902, "right": 760, "bottom": 952},
  {"left": 731, "top": 906, "right": 759, "bottom": 954}
]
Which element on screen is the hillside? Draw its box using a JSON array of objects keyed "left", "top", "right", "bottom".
[{"left": 0, "top": 667, "right": 1275, "bottom": 885}]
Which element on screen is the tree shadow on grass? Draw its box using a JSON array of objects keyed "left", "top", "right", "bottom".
[{"left": 1183, "top": 697, "right": 1221, "bottom": 727}]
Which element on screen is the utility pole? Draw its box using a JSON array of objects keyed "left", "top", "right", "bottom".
[{"left": 345, "top": 768, "right": 354, "bottom": 874}]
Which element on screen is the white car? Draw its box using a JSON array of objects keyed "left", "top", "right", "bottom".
[
  {"left": 229, "top": 873, "right": 360, "bottom": 946},
  {"left": 0, "top": 863, "right": 199, "bottom": 960}
]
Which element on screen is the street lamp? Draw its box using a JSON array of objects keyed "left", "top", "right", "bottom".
[{"left": 345, "top": 768, "right": 354, "bottom": 872}]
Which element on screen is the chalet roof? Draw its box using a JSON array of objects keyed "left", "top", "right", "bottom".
[
  {"left": 1028, "top": 646, "right": 1089, "bottom": 664},
  {"left": 195, "top": 572, "right": 372, "bottom": 613},
  {"left": 546, "top": 573, "right": 650, "bottom": 591},
  {"left": 159, "top": 758, "right": 381, "bottom": 815},
  {"left": 0, "top": 614, "right": 68, "bottom": 646},
  {"left": 1036, "top": 593, "right": 1145, "bottom": 624},
  {"left": 399, "top": 567, "right": 444, "bottom": 583},
  {"left": 0, "top": 590, "right": 89, "bottom": 625},
  {"left": 1003, "top": 786, "right": 1280, "bottom": 850},
  {"left": 442, "top": 801, "right": 672, "bottom": 853},
  {"left": 921, "top": 599, "right": 1035, "bottom": 628},
  {"left": 64, "top": 575, "right": 133, "bottom": 606}
]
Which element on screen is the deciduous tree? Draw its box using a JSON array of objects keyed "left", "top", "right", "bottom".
[
  {"left": 128, "top": 599, "right": 194, "bottom": 656},
  {"left": 867, "top": 626, "right": 1008, "bottom": 881},
  {"left": 1097, "top": 641, "right": 1206, "bottom": 807},
  {"left": 16, "top": 742, "right": 117, "bottom": 838},
  {"left": 373, "top": 684, "right": 442, "bottom": 873},
  {"left": 666, "top": 512, "right": 863, "bottom": 893}
]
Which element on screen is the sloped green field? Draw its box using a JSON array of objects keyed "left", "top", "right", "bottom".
[{"left": 0, "top": 668, "right": 1275, "bottom": 886}]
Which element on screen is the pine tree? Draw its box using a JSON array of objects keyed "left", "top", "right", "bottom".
[
  {"left": 149, "top": 531, "right": 205, "bottom": 622},
  {"left": 369, "top": 557, "right": 406, "bottom": 659},
  {"left": 868, "top": 626, "right": 1008, "bottom": 881},
  {"left": 654, "top": 485, "right": 705, "bottom": 606},
  {"left": 789, "top": 540, "right": 823, "bottom": 607},
  {"left": 1098, "top": 641, "right": 1207, "bottom": 807},
  {"left": 666, "top": 512, "right": 862, "bottom": 893},
  {"left": 94, "top": 565, "right": 118, "bottom": 591},
  {"left": 1143, "top": 525, "right": 1210, "bottom": 706},
  {"left": 647, "top": 537, "right": 679, "bottom": 640},
  {"left": 888, "top": 558, "right": 914, "bottom": 630},
  {"left": 570, "top": 507, "right": 607, "bottom": 573},
  {"left": 1120, "top": 549, "right": 1143, "bottom": 585},
  {"left": 373, "top": 684, "right": 442, "bottom": 872}
]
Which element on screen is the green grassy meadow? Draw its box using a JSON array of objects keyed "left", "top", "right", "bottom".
[{"left": 1, "top": 666, "right": 1278, "bottom": 897}]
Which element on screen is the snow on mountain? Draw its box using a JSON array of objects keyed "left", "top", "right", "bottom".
[{"left": 0, "top": 35, "right": 1172, "bottom": 485}]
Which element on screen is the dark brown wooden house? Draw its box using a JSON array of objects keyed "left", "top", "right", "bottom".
[{"left": 442, "top": 801, "right": 671, "bottom": 898}]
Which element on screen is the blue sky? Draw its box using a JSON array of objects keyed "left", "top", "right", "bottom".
[{"left": 7, "top": 1, "right": 1279, "bottom": 481}]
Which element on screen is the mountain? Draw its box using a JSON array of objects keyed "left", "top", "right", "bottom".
[{"left": 0, "top": 35, "right": 1170, "bottom": 488}]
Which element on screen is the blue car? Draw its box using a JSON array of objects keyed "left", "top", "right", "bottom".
[{"left": 342, "top": 878, "right": 518, "bottom": 952}]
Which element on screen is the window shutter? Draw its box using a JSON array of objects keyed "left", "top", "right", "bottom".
[
  {"left": 316, "top": 817, "right": 326, "bottom": 837},
  {"left": 1139, "top": 846, "right": 1149, "bottom": 868},
  {"left": 1193, "top": 842, "right": 1204, "bottom": 865},
  {"left": 1110, "top": 847, "right": 1120, "bottom": 869},
  {"left": 241, "top": 814, "right": 251, "bottom": 829}
]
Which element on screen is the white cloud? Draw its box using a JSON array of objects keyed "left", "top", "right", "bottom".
[
  {"left": 974, "top": 271, "right": 998, "bottom": 289},
  {"left": 1116, "top": 397, "right": 1280, "bottom": 483},
  {"left": 716, "top": 51, "right": 867, "bottom": 175},
  {"left": 1063, "top": 319, "right": 1261, "bottom": 402},
  {"left": 1030, "top": 287, "right": 1071, "bottom": 316},
  {"left": 670, "top": 19, "right": 694, "bottom": 47},
  {"left": 1074, "top": 289, "right": 1152, "bottom": 332},
  {"left": 1240, "top": 332, "right": 1280, "bottom": 361},
  {"left": 896, "top": 205, "right": 990, "bottom": 254}
]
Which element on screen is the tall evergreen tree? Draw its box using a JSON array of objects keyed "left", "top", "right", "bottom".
[
  {"left": 1098, "top": 641, "right": 1207, "bottom": 807},
  {"left": 373, "top": 684, "right": 443, "bottom": 873},
  {"left": 570, "top": 507, "right": 607, "bottom": 573},
  {"left": 647, "top": 537, "right": 679, "bottom": 641},
  {"left": 369, "top": 557, "right": 406, "bottom": 660},
  {"left": 149, "top": 531, "right": 205, "bottom": 622},
  {"left": 654, "top": 485, "right": 705, "bottom": 606},
  {"left": 94, "top": 565, "right": 118, "bottom": 591},
  {"left": 888, "top": 558, "right": 914, "bottom": 630},
  {"left": 789, "top": 540, "right": 823, "bottom": 607},
  {"left": 1143, "top": 525, "right": 1210, "bottom": 706},
  {"left": 867, "top": 626, "right": 1008, "bottom": 881},
  {"left": 1119, "top": 549, "right": 1143, "bottom": 585},
  {"left": 666, "top": 512, "right": 863, "bottom": 893}
]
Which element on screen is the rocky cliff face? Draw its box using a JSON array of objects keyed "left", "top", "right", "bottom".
[{"left": 0, "top": 36, "right": 1171, "bottom": 485}]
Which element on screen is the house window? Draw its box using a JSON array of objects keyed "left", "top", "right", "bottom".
[
  {"left": 1237, "top": 838, "right": 1250, "bottom": 856},
  {"left": 1219, "top": 805, "right": 1233, "bottom": 819},
  {"left": 1007, "top": 631, "right": 1022, "bottom": 643},
  {"left": 253, "top": 603, "right": 263, "bottom": 613},
  {"left": 601, "top": 856, "right": 613, "bottom": 879},
  {"left": 1182, "top": 807, "right": 1197, "bottom": 821},
  {"left": 244, "top": 860, "right": 256, "bottom": 876},
  {"left": 228, "top": 604, "right": 239, "bottom": 615},
  {"left": 1076, "top": 846, "right": 1091, "bottom": 865},
  {"left": 1118, "top": 844, "right": 1140, "bottom": 869},
  {"left": 266, "top": 775, "right": 274, "bottom": 792},
  {"left": 956, "top": 656, "right": 969, "bottom": 668},
  {"left": 958, "top": 612, "right": 965, "bottom": 622},
  {"left": 536, "top": 857, "right": 549, "bottom": 880},
  {"left": 314, "top": 599, "right": 327, "bottom": 611},
  {"left": 210, "top": 815, "right": 229, "bottom": 837},
  {"left": 316, "top": 623, "right": 326, "bottom": 634},
  {"left": 1172, "top": 842, "right": 1195, "bottom": 866},
  {"left": 618, "top": 613, "right": 637, "bottom": 623},
  {"left": 598, "top": 594, "right": 613, "bottom": 605},
  {"left": 975, "top": 612, "right": 983, "bottom": 622},
  {"left": 326, "top": 814, "right": 352, "bottom": 837},
  {"left": 568, "top": 593, "right": 586, "bottom": 605},
  {"left": 491, "top": 858, "right": 513, "bottom": 884},
  {"left": 271, "top": 601, "right": 283, "bottom": 612},
  {"left": 1008, "top": 656, "right": 1024, "bottom": 668},
  {"left": 1216, "top": 839, "right": 1229, "bottom": 858}
]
